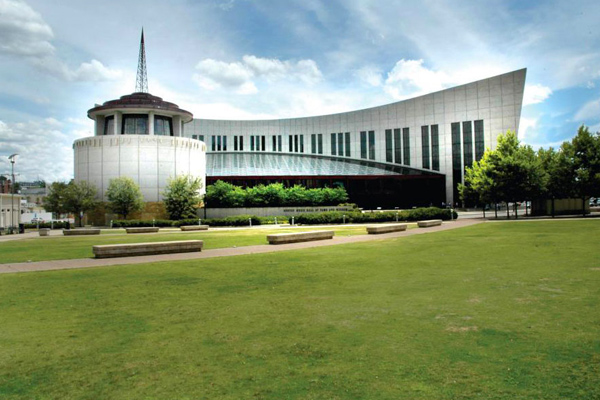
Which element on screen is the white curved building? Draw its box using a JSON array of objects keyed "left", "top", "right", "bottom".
[
  {"left": 74, "top": 92, "right": 206, "bottom": 202},
  {"left": 187, "top": 69, "right": 526, "bottom": 207}
]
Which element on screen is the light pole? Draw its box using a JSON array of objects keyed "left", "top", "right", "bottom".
[{"left": 8, "top": 154, "right": 18, "bottom": 233}]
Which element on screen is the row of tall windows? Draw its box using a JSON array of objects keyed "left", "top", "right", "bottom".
[
  {"left": 288, "top": 135, "right": 305, "bottom": 153},
  {"left": 420, "top": 125, "right": 439, "bottom": 171},
  {"left": 330, "top": 132, "right": 351, "bottom": 157},
  {"left": 104, "top": 115, "right": 174, "bottom": 136},
  {"left": 359, "top": 131, "right": 376, "bottom": 160},
  {"left": 451, "top": 119, "right": 485, "bottom": 199},
  {"left": 384, "top": 128, "right": 411, "bottom": 166},
  {"left": 250, "top": 135, "right": 267, "bottom": 151},
  {"left": 234, "top": 136, "right": 243, "bottom": 151},
  {"left": 192, "top": 134, "right": 205, "bottom": 142},
  {"left": 211, "top": 135, "right": 228, "bottom": 151},
  {"left": 310, "top": 134, "right": 324, "bottom": 154},
  {"left": 271, "top": 135, "right": 283, "bottom": 152}
]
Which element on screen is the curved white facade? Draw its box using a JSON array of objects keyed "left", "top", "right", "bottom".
[
  {"left": 187, "top": 69, "right": 526, "bottom": 204},
  {"left": 74, "top": 135, "right": 206, "bottom": 202}
]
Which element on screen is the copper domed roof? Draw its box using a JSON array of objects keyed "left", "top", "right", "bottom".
[{"left": 87, "top": 92, "right": 193, "bottom": 121}]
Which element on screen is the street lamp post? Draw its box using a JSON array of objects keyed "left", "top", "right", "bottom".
[{"left": 8, "top": 154, "right": 18, "bottom": 233}]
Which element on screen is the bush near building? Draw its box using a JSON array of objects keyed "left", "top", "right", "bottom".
[{"left": 205, "top": 181, "right": 349, "bottom": 208}]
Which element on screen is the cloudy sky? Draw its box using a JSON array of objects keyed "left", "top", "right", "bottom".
[{"left": 0, "top": 0, "right": 599, "bottom": 182}]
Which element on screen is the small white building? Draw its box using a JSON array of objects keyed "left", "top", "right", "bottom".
[{"left": 0, "top": 193, "right": 23, "bottom": 229}]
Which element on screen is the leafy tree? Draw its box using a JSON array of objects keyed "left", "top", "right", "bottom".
[
  {"left": 569, "top": 125, "right": 600, "bottom": 215},
  {"left": 42, "top": 182, "right": 69, "bottom": 219},
  {"left": 106, "top": 177, "right": 145, "bottom": 219},
  {"left": 64, "top": 181, "right": 99, "bottom": 227},
  {"left": 460, "top": 131, "right": 545, "bottom": 218},
  {"left": 205, "top": 180, "right": 243, "bottom": 207},
  {"left": 537, "top": 146, "right": 575, "bottom": 217},
  {"left": 163, "top": 175, "right": 203, "bottom": 220}
]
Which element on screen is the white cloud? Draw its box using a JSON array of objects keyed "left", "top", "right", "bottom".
[
  {"left": 193, "top": 55, "right": 323, "bottom": 94},
  {"left": 383, "top": 59, "right": 452, "bottom": 99},
  {"left": 0, "top": 0, "right": 54, "bottom": 57},
  {"left": 355, "top": 66, "right": 383, "bottom": 87},
  {"left": 0, "top": 117, "right": 92, "bottom": 182},
  {"left": 518, "top": 116, "right": 538, "bottom": 143},
  {"left": 574, "top": 98, "right": 600, "bottom": 122},
  {"left": 0, "top": 0, "right": 121, "bottom": 82},
  {"left": 523, "top": 84, "right": 552, "bottom": 106}
]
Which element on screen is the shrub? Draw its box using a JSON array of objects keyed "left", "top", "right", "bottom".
[
  {"left": 293, "top": 207, "right": 457, "bottom": 225},
  {"left": 112, "top": 219, "right": 174, "bottom": 228},
  {"left": 23, "top": 221, "right": 70, "bottom": 230}
]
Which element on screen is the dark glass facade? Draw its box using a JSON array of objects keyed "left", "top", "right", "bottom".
[
  {"left": 463, "top": 121, "right": 473, "bottom": 171},
  {"left": 421, "top": 126, "right": 430, "bottom": 169},
  {"left": 394, "top": 128, "right": 401, "bottom": 164},
  {"left": 431, "top": 124, "right": 439, "bottom": 171},
  {"left": 154, "top": 115, "right": 172, "bottom": 136},
  {"left": 403, "top": 128, "right": 410, "bottom": 165},
  {"left": 360, "top": 131, "right": 367, "bottom": 159},
  {"left": 103, "top": 116, "right": 114, "bottom": 135},
  {"left": 345, "top": 132, "right": 351, "bottom": 157},
  {"left": 474, "top": 119, "right": 485, "bottom": 161},
  {"left": 122, "top": 114, "right": 148, "bottom": 135},
  {"left": 451, "top": 122, "right": 462, "bottom": 202},
  {"left": 368, "top": 130, "right": 375, "bottom": 160}
]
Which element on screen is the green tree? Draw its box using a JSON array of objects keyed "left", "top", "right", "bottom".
[
  {"left": 460, "top": 132, "right": 545, "bottom": 218},
  {"left": 64, "top": 181, "right": 98, "bottom": 227},
  {"left": 106, "top": 177, "right": 145, "bottom": 219},
  {"left": 205, "top": 180, "right": 244, "bottom": 207},
  {"left": 537, "top": 146, "right": 575, "bottom": 217},
  {"left": 569, "top": 125, "right": 600, "bottom": 215},
  {"left": 42, "top": 181, "right": 69, "bottom": 219},
  {"left": 162, "top": 175, "right": 203, "bottom": 220}
]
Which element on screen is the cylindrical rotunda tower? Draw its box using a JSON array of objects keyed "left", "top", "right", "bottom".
[{"left": 73, "top": 31, "right": 206, "bottom": 202}]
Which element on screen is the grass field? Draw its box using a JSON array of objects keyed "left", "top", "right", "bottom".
[
  {"left": 1, "top": 220, "right": 599, "bottom": 399},
  {"left": 0, "top": 225, "right": 373, "bottom": 264}
]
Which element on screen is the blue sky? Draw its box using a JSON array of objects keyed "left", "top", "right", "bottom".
[{"left": 0, "top": 0, "right": 599, "bottom": 182}]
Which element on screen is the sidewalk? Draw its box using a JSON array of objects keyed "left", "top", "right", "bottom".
[{"left": 0, "top": 219, "right": 483, "bottom": 274}]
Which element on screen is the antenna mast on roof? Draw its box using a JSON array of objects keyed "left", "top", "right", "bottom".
[{"left": 135, "top": 28, "right": 148, "bottom": 93}]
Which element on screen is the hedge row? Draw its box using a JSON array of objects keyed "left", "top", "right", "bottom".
[
  {"left": 22, "top": 221, "right": 70, "bottom": 229},
  {"left": 111, "top": 215, "right": 290, "bottom": 228},
  {"left": 294, "top": 207, "right": 458, "bottom": 225},
  {"left": 110, "top": 208, "right": 455, "bottom": 228}
]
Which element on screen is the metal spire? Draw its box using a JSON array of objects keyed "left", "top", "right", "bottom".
[{"left": 135, "top": 28, "right": 148, "bottom": 93}]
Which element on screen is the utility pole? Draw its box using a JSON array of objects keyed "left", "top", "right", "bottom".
[{"left": 8, "top": 154, "right": 18, "bottom": 233}]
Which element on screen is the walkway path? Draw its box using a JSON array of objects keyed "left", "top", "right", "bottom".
[{"left": 0, "top": 219, "right": 482, "bottom": 274}]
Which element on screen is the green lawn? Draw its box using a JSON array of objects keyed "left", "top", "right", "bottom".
[
  {"left": 1, "top": 220, "right": 599, "bottom": 399},
  {"left": 0, "top": 225, "right": 373, "bottom": 264}
]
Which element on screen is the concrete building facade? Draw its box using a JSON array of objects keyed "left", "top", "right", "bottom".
[{"left": 187, "top": 69, "right": 526, "bottom": 207}]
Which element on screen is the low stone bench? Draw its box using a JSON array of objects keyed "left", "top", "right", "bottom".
[
  {"left": 93, "top": 240, "right": 203, "bottom": 258},
  {"left": 63, "top": 229, "right": 101, "bottom": 236},
  {"left": 417, "top": 219, "right": 443, "bottom": 228},
  {"left": 39, "top": 228, "right": 50, "bottom": 237},
  {"left": 125, "top": 227, "right": 160, "bottom": 234},
  {"left": 267, "top": 230, "right": 334, "bottom": 245},
  {"left": 180, "top": 225, "right": 209, "bottom": 231},
  {"left": 366, "top": 223, "right": 407, "bottom": 234}
]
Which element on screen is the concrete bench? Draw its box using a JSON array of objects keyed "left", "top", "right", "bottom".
[
  {"left": 267, "top": 230, "right": 334, "bottom": 245},
  {"left": 39, "top": 228, "right": 51, "bottom": 236},
  {"left": 125, "top": 227, "right": 160, "bottom": 234},
  {"left": 366, "top": 224, "right": 407, "bottom": 234},
  {"left": 93, "top": 240, "right": 203, "bottom": 258},
  {"left": 63, "top": 229, "right": 101, "bottom": 236},
  {"left": 180, "top": 225, "right": 209, "bottom": 231},
  {"left": 417, "top": 219, "right": 443, "bottom": 228}
]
